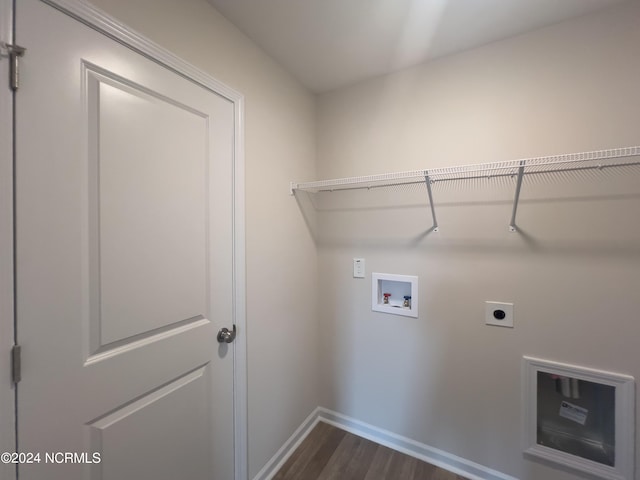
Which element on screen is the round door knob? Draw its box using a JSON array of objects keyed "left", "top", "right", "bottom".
[{"left": 217, "top": 325, "right": 236, "bottom": 344}]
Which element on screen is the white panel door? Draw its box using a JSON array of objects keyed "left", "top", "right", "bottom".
[{"left": 15, "top": 1, "right": 236, "bottom": 479}]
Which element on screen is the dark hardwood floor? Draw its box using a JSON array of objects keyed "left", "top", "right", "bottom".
[{"left": 273, "top": 422, "right": 468, "bottom": 480}]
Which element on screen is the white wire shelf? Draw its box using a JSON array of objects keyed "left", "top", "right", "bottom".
[{"left": 290, "top": 146, "right": 640, "bottom": 232}]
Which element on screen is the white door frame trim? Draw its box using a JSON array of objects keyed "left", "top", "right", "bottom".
[{"left": 2, "top": 1, "right": 248, "bottom": 478}]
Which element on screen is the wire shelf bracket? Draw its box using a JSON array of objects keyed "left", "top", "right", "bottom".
[
  {"left": 508, "top": 161, "right": 526, "bottom": 233},
  {"left": 424, "top": 173, "right": 439, "bottom": 233}
]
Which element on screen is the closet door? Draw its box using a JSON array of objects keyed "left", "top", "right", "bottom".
[{"left": 15, "top": 1, "right": 236, "bottom": 478}]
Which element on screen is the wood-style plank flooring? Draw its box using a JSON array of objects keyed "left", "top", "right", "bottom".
[{"left": 273, "top": 422, "right": 468, "bottom": 480}]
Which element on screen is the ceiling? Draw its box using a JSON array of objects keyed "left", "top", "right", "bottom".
[{"left": 207, "top": 0, "right": 630, "bottom": 93}]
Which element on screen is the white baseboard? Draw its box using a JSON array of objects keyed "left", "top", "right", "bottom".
[
  {"left": 253, "top": 406, "right": 518, "bottom": 480},
  {"left": 251, "top": 409, "right": 321, "bottom": 480},
  {"left": 317, "top": 407, "right": 518, "bottom": 480}
]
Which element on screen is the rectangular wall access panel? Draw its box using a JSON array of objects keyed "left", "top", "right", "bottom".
[{"left": 372, "top": 273, "right": 418, "bottom": 318}]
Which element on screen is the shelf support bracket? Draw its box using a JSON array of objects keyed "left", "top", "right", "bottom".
[
  {"left": 425, "top": 173, "right": 439, "bottom": 232},
  {"left": 509, "top": 161, "right": 526, "bottom": 232}
]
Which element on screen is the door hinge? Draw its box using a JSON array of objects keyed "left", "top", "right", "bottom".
[
  {"left": 11, "top": 345, "right": 21, "bottom": 384},
  {"left": 1, "top": 42, "right": 27, "bottom": 91}
]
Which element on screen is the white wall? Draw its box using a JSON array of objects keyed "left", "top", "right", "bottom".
[
  {"left": 87, "top": 0, "right": 319, "bottom": 477},
  {"left": 30, "top": 2, "right": 640, "bottom": 479},
  {"left": 315, "top": 3, "right": 640, "bottom": 480}
]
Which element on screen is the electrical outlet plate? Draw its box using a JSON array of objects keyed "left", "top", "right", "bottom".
[
  {"left": 353, "top": 258, "right": 365, "bottom": 278},
  {"left": 485, "top": 301, "right": 514, "bottom": 328}
]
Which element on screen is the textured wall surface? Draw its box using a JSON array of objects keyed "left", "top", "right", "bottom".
[{"left": 315, "top": 3, "right": 640, "bottom": 479}]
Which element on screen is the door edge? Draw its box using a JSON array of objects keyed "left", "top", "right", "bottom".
[{"left": 0, "top": 0, "right": 17, "bottom": 478}]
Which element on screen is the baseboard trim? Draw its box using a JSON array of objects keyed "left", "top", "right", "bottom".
[
  {"left": 253, "top": 406, "right": 518, "bottom": 480},
  {"left": 317, "top": 407, "right": 518, "bottom": 480},
  {"left": 251, "top": 409, "right": 321, "bottom": 480}
]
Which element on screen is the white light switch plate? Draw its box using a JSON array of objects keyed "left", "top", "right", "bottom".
[
  {"left": 485, "top": 301, "right": 514, "bottom": 328},
  {"left": 353, "top": 258, "right": 365, "bottom": 278}
]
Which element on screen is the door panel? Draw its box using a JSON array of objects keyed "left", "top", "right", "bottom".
[
  {"left": 15, "top": 1, "right": 235, "bottom": 479},
  {"left": 87, "top": 367, "right": 211, "bottom": 480},
  {"left": 86, "top": 64, "right": 209, "bottom": 348}
]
